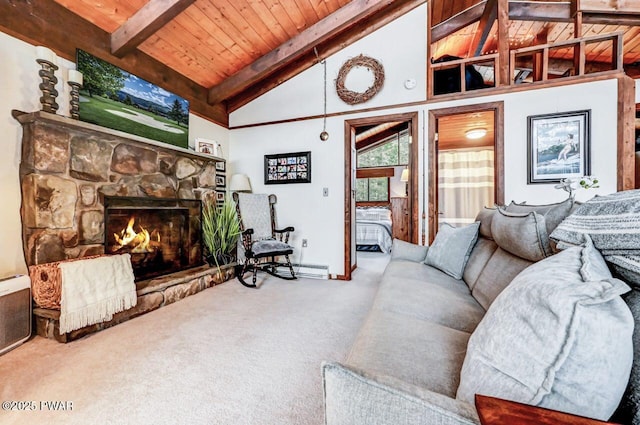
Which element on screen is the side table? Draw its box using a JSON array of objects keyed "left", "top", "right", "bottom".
[{"left": 475, "top": 394, "right": 620, "bottom": 425}]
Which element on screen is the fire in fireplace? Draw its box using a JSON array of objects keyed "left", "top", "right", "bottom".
[{"left": 104, "top": 197, "right": 203, "bottom": 281}]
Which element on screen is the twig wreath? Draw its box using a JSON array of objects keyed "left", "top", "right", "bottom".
[{"left": 335, "top": 55, "right": 385, "bottom": 105}]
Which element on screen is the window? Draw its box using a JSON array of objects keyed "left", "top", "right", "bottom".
[
  {"left": 356, "top": 177, "right": 389, "bottom": 202},
  {"left": 357, "top": 130, "right": 409, "bottom": 168}
]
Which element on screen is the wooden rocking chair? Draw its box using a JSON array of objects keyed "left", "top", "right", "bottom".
[{"left": 232, "top": 193, "right": 297, "bottom": 288}]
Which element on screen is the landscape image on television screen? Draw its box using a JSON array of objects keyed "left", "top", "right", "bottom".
[{"left": 76, "top": 49, "right": 189, "bottom": 148}]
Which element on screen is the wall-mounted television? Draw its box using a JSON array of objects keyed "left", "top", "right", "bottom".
[{"left": 76, "top": 49, "right": 189, "bottom": 148}]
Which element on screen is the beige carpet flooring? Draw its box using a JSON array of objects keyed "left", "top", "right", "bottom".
[{"left": 0, "top": 253, "right": 388, "bottom": 425}]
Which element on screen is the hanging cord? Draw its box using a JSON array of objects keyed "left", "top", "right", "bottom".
[{"left": 314, "top": 47, "right": 329, "bottom": 140}]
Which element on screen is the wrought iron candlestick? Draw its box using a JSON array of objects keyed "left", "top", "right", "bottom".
[
  {"left": 35, "top": 47, "right": 59, "bottom": 114},
  {"left": 67, "top": 69, "right": 83, "bottom": 120}
]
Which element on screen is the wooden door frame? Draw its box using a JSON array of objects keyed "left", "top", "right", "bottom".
[
  {"left": 427, "top": 102, "right": 505, "bottom": 244},
  {"left": 343, "top": 111, "right": 420, "bottom": 280}
]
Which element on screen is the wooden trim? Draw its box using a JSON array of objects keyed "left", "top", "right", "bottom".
[
  {"left": 497, "top": 0, "right": 510, "bottom": 86},
  {"left": 111, "top": 0, "right": 195, "bottom": 57},
  {"left": 427, "top": 101, "right": 504, "bottom": 244},
  {"left": 345, "top": 112, "right": 419, "bottom": 279},
  {"left": 356, "top": 168, "right": 395, "bottom": 178},
  {"left": 618, "top": 76, "right": 636, "bottom": 191},
  {"left": 230, "top": 73, "right": 622, "bottom": 130},
  {"left": 332, "top": 274, "right": 350, "bottom": 281}
]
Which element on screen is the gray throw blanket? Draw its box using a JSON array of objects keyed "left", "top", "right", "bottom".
[{"left": 550, "top": 190, "right": 640, "bottom": 286}]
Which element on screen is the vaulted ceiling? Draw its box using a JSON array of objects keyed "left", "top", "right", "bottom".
[{"left": 1, "top": 0, "right": 639, "bottom": 127}]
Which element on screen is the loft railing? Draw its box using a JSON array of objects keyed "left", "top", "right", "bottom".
[
  {"left": 509, "top": 32, "right": 623, "bottom": 84},
  {"left": 427, "top": 32, "right": 624, "bottom": 99}
]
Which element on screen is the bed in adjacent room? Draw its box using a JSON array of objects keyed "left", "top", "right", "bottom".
[{"left": 355, "top": 206, "right": 393, "bottom": 253}]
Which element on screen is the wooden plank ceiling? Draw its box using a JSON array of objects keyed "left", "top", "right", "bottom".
[{"left": 0, "top": 0, "right": 639, "bottom": 127}]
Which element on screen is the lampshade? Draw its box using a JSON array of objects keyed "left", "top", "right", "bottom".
[
  {"left": 229, "top": 174, "right": 252, "bottom": 192},
  {"left": 465, "top": 128, "right": 487, "bottom": 139},
  {"left": 400, "top": 168, "right": 409, "bottom": 182}
]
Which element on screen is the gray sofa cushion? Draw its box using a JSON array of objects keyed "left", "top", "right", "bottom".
[
  {"left": 505, "top": 197, "right": 573, "bottom": 235},
  {"left": 425, "top": 222, "right": 480, "bottom": 280},
  {"left": 491, "top": 209, "right": 552, "bottom": 261},
  {"left": 457, "top": 242, "right": 634, "bottom": 421},
  {"left": 475, "top": 207, "right": 496, "bottom": 240},
  {"left": 384, "top": 261, "right": 471, "bottom": 296},
  {"left": 390, "top": 239, "right": 429, "bottom": 262},
  {"left": 347, "top": 310, "right": 470, "bottom": 398},
  {"left": 471, "top": 248, "right": 532, "bottom": 310},
  {"left": 463, "top": 238, "right": 498, "bottom": 290},
  {"left": 373, "top": 276, "right": 485, "bottom": 333}
]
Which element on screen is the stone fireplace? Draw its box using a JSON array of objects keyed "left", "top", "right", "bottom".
[{"left": 14, "top": 110, "right": 232, "bottom": 342}]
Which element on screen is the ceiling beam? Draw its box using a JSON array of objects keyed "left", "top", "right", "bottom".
[
  {"left": 225, "top": 0, "right": 426, "bottom": 112},
  {"left": 508, "top": 1, "right": 572, "bottom": 22},
  {"left": 208, "top": 0, "right": 426, "bottom": 105},
  {"left": 431, "top": 1, "right": 486, "bottom": 43},
  {"left": 111, "top": 0, "right": 196, "bottom": 57},
  {"left": 468, "top": 0, "right": 498, "bottom": 57},
  {"left": 0, "top": 0, "right": 227, "bottom": 126}
]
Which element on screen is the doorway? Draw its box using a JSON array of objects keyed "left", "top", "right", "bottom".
[
  {"left": 344, "top": 112, "right": 419, "bottom": 280},
  {"left": 428, "top": 102, "right": 504, "bottom": 243}
]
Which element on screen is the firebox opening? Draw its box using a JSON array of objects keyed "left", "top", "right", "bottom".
[{"left": 104, "top": 197, "right": 203, "bottom": 281}]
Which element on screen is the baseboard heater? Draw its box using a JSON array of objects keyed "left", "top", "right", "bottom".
[
  {"left": 0, "top": 274, "right": 31, "bottom": 355},
  {"left": 278, "top": 263, "right": 329, "bottom": 280}
]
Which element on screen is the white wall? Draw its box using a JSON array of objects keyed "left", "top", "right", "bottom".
[
  {"left": 0, "top": 31, "right": 228, "bottom": 276},
  {"left": 229, "top": 5, "right": 621, "bottom": 276}
]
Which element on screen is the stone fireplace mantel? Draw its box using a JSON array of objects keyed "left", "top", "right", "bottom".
[{"left": 14, "top": 110, "right": 231, "bottom": 342}]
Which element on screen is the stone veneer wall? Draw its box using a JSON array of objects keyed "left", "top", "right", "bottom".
[{"left": 14, "top": 110, "right": 223, "bottom": 267}]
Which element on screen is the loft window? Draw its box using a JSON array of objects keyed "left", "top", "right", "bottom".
[{"left": 357, "top": 129, "right": 409, "bottom": 168}]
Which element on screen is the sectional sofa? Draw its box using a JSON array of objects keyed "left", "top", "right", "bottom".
[{"left": 323, "top": 197, "right": 640, "bottom": 425}]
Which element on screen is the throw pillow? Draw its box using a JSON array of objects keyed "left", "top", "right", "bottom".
[
  {"left": 505, "top": 197, "right": 573, "bottom": 235},
  {"left": 457, "top": 240, "right": 634, "bottom": 421},
  {"left": 424, "top": 222, "right": 480, "bottom": 280},
  {"left": 390, "top": 239, "right": 429, "bottom": 263},
  {"left": 474, "top": 207, "right": 497, "bottom": 240},
  {"left": 491, "top": 209, "right": 552, "bottom": 262}
]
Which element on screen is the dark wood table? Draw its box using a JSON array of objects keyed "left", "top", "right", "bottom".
[{"left": 475, "top": 394, "right": 621, "bottom": 425}]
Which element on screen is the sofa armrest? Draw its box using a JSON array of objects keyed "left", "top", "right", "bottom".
[
  {"left": 323, "top": 362, "right": 480, "bottom": 425},
  {"left": 390, "top": 239, "right": 429, "bottom": 263}
]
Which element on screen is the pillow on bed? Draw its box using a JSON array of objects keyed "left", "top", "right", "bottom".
[{"left": 356, "top": 207, "right": 391, "bottom": 221}]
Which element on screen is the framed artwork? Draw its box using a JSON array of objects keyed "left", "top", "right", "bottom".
[
  {"left": 527, "top": 110, "right": 590, "bottom": 184},
  {"left": 215, "top": 174, "right": 225, "bottom": 188},
  {"left": 196, "top": 139, "right": 216, "bottom": 155},
  {"left": 264, "top": 151, "right": 311, "bottom": 184},
  {"left": 215, "top": 191, "right": 225, "bottom": 202},
  {"left": 215, "top": 161, "right": 226, "bottom": 172},
  {"left": 76, "top": 49, "right": 189, "bottom": 148}
]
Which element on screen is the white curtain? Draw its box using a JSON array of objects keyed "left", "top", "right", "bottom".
[{"left": 438, "top": 148, "right": 494, "bottom": 227}]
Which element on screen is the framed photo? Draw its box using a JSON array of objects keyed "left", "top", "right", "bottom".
[
  {"left": 196, "top": 139, "right": 216, "bottom": 155},
  {"left": 215, "top": 161, "right": 226, "bottom": 172},
  {"left": 215, "top": 191, "right": 225, "bottom": 202},
  {"left": 527, "top": 110, "right": 590, "bottom": 184},
  {"left": 264, "top": 151, "right": 311, "bottom": 184},
  {"left": 215, "top": 174, "right": 225, "bottom": 188}
]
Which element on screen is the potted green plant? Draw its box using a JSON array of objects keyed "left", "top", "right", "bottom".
[{"left": 202, "top": 198, "right": 241, "bottom": 270}]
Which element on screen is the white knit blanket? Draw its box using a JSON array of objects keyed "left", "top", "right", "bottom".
[{"left": 59, "top": 254, "right": 137, "bottom": 334}]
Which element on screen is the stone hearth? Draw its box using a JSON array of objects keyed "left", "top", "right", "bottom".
[{"left": 14, "top": 110, "right": 232, "bottom": 342}]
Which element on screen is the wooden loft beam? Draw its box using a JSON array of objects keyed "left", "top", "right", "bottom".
[
  {"left": 0, "top": 0, "right": 227, "bottom": 126},
  {"left": 111, "top": 0, "right": 196, "bottom": 57},
  {"left": 431, "top": 1, "right": 485, "bottom": 43},
  {"left": 225, "top": 0, "right": 425, "bottom": 112},
  {"left": 208, "top": 0, "right": 425, "bottom": 105},
  {"left": 468, "top": 0, "right": 498, "bottom": 57},
  {"left": 509, "top": 1, "right": 572, "bottom": 22},
  {"left": 581, "top": 0, "right": 640, "bottom": 14},
  {"left": 497, "top": 0, "right": 510, "bottom": 85}
]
